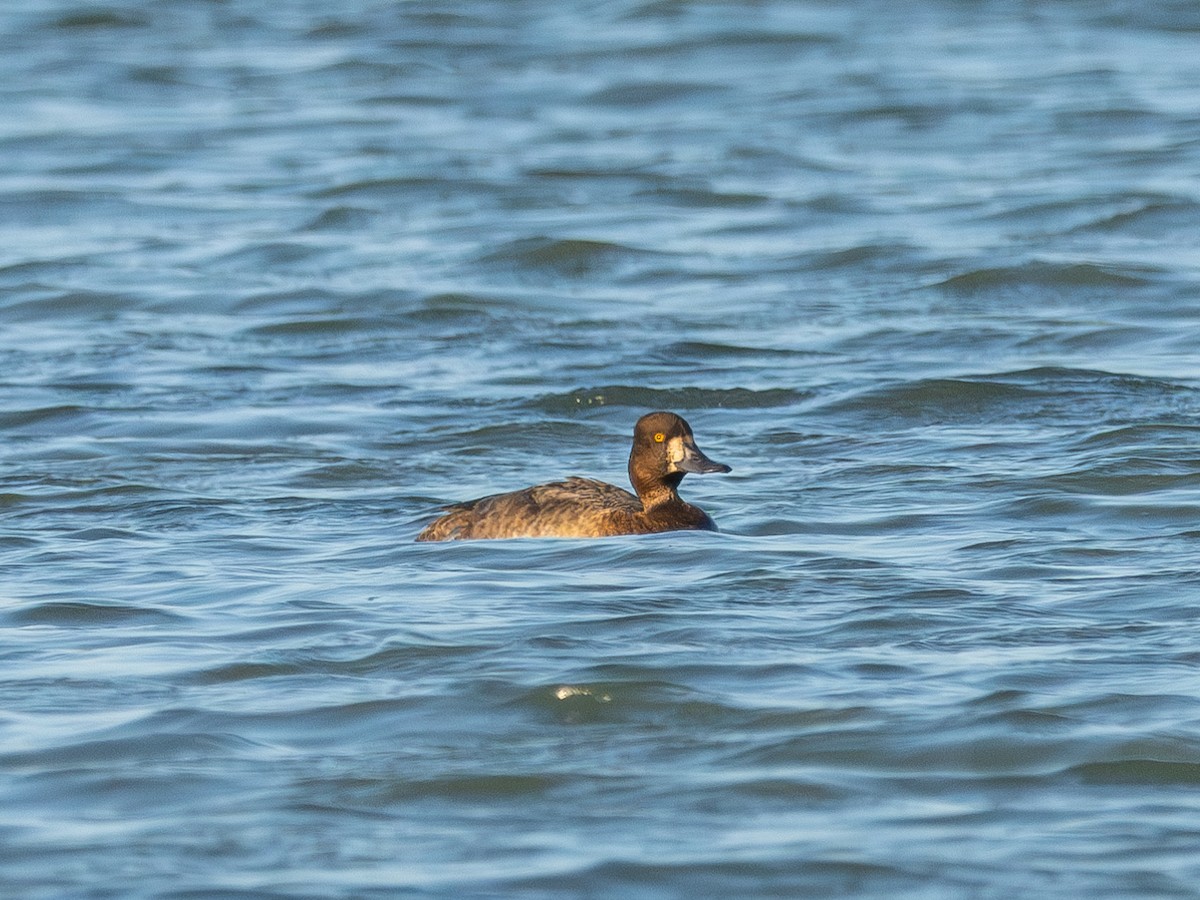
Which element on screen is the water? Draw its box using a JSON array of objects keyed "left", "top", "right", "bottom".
[{"left": 3, "top": 1, "right": 1200, "bottom": 897}]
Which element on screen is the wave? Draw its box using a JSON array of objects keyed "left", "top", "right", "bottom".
[
  {"left": 1069, "top": 758, "right": 1200, "bottom": 785},
  {"left": 0, "top": 289, "right": 140, "bottom": 322},
  {"left": 44, "top": 9, "right": 150, "bottom": 30},
  {"left": 934, "top": 260, "right": 1155, "bottom": 296},
  {"left": 530, "top": 384, "right": 804, "bottom": 412},
  {"left": 818, "top": 368, "right": 1198, "bottom": 425},
  {"left": 1076, "top": 422, "right": 1200, "bottom": 450},
  {"left": 1069, "top": 195, "right": 1200, "bottom": 236},
  {"left": 7, "top": 601, "right": 182, "bottom": 627},
  {"left": 817, "top": 377, "right": 1038, "bottom": 423},
  {"left": 585, "top": 80, "right": 731, "bottom": 107},
  {"left": 476, "top": 236, "right": 673, "bottom": 281}
]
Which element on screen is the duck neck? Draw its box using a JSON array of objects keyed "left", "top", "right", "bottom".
[{"left": 632, "top": 472, "right": 684, "bottom": 512}]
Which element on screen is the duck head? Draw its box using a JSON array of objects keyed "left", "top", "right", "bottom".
[{"left": 629, "top": 411, "right": 731, "bottom": 499}]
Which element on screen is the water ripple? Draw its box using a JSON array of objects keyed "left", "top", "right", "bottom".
[{"left": 4, "top": 0, "right": 1200, "bottom": 897}]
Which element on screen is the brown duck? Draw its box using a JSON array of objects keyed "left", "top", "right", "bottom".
[{"left": 416, "top": 411, "right": 731, "bottom": 541}]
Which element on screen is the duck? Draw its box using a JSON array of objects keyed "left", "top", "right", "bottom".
[{"left": 416, "top": 411, "right": 731, "bottom": 541}]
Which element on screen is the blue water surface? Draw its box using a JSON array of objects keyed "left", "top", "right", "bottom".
[{"left": 3, "top": 2, "right": 1200, "bottom": 897}]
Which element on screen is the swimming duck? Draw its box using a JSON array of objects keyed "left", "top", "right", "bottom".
[{"left": 416, "top": 411, "right": 731, "bottom": 541}]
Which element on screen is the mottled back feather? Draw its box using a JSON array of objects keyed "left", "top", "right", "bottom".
[{"left": 416, "top": 477, "right": 642, "bottom": 541}]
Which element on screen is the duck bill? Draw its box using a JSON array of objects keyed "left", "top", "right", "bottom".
[{"left": 671, "top": 439, "right": 732, "bottom": 475}]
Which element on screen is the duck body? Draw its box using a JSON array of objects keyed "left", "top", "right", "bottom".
[
  {"left": 416, "top": 476, "right": 715, "bottom": 541},
  {"left": 416, "top": 411, "right": 730, "bottom": 542}
]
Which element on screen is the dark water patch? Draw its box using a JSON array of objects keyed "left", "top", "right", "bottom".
[
  {"left": 987, "top": 708, "right": 1078, "bottom": 733},
  {"left": 209, "top": 242, "right": 328, "bottom": 274},
  {"left": 517, "top": 857, "right": 923, "bottom": 898},
  {"left": 523, "top": 165, "right": 660, "bottom": 194},
  {"left": 0, "top": 259, "right": 89, "bottom": 287},
  {"left": 476, "top": 236, "right": 673, "bottom": 282},
  {"left": 795, "top": 191, "right": 875, "bottom": 216},
  {"left": 1055, "top": 323, "right": 1162, "bottom": 355},
  {"left": 0, "top": 404, "right": 92, "bottom": 432},
  {"left": 187, "top": 660, "right": 307, "bottom": 684},
  {"left": 311, "top": 176, "right": 508, "bottom": 204},
  {"left": 308, "top": 58, "right": 426, "bottom": 82},
  {"left": 983, "top": 193, "right": 1162, "bottom": 231},
  {"left": 1033, "top": 459, "right": 1200, "bottom": 498},
  {"left": 1067, "top": 195, "right": 1200, "bottom": 237},
  {"left": 9, "top": 601, "right": 182, "bottom": 627},
  {"left": 987, "top": 492, "right": 1095, "bottom": 524},
  {"left": 243, "top": 316, "right": 399, "bottom": 338},
  {"left": 0, "top": 289, "right": 139, "bottom": 322},
  {"left": 837, "top": 98, "right": 985, "bottom": 132},
  {"left": 232, "top": 287, "right": 418, "bottom": 317},
  {"left": 62, "top": 526, "right": 145, "bottom": 541},
  {"left": 634, "top": 184, "right": 771, "bottom": 209},
  {"left": 531, "top": 385, "right": 803, "bottom": 413},
  {"left": 126, "top": 63, "right": 192, "bottom": 87},
  {"left": 187, "top": 641, "right": 492, "bottom": 685},
  {"left": 616, "top": 22, "right": 841, "bottom": 54},
  {"left": 804, "top": 242, "right": 928, "bottom": 272},
  {"left": 46, "top": 8, "right": 150, "bottom": 30},
  {"left": 721, "top": 774, "right": 848, "bottom": 804},
  {"left": 819, "top": 378, "right": 1038, "bottom": 425},
  {"left": 370, "top": 772, "right": 570, "bottom": 803},
  {"left": 821, "top": 368, "right": 1199, "bottom": 427},
  {"left": 828, "top": 324, "right": 1025, "bottom": 363},
  {"left": 40, "top": 377, "right": 133, "bottom": 396},
  {"left": 585, "top": 80, "right": 730, "bottom": 108},
  {"left": 886, "top": 727, "right": 1092, "bottom": 779},
  {"left": 300, "top": 205, "right": 377, "bottom": 232},
  {"left": 1092, "top": 3, "right": 1200, "bottom": 31},
  {"left": 233, "top": 696, "right": 442, "bottom": 744},
  {"left": 0, "top": 532, "right": 38, "bottom": 553},
  {"left": 987, "top": 366, "right": 1194, "bottom": 393},
  {"left": 738, "top": 518, "right": 812, "bottom": 537},
  {"left": 0, "top": 479, "right": 164, "bottom": 509},
  {"left": 8, "top": 764, "right": 234, "bottom": 810},
  {"left": 933, "top": 260, "right": 1156, "bottom": 299},
  {"left": 417, "top": 418, "right": 590, "bottom": 453},
  {"left": 0, "top": 189, "right": 141, "bottom": 227},
  {"left": 653, "top": 340, "right": 799, "bottom": 364},
  {"left": 0, "top": 732, "right": 250, "bottom": 770},
  {"left": 285, "top": 460, "right": 392, "bottom": 487},
  {"left": 1071, "top": 759, "right": 1200, "bottom": 785},
  {"left": 1077, "top": 423, "right": 1200, "bottom": 450},
  {"left": 965, "top": 689, "right": 1039, "bottom": 711},
  {"left": 414, "top": 290, "right": 554, "bottom": 319},
  {"left": 1054, "top": 105, "right": 1169, "bottom": 138}
]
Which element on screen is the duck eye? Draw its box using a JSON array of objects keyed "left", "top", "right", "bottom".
[{"left": 653, "top": 432, "right": 665, "bottom": 443}]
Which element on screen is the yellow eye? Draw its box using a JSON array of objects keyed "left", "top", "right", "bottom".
[{"left": 654, "top": 432, "right": 665, "bottom": 443}]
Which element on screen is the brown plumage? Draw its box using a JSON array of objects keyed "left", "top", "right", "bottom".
[{"left": 416, "top": 411, "right": 731, "bottom": 541}]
